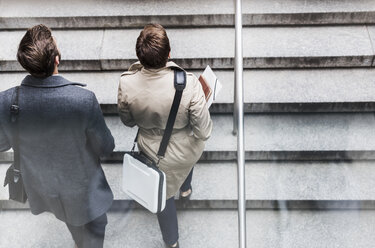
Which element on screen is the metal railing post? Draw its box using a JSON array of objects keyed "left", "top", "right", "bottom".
[
  {"left": 233, "top": 68, "right": 238, "bottom": 135},
  {"left": 234, "top": 0, "right": 247, "bottom": 247}
]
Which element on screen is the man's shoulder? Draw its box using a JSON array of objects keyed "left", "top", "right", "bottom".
[
  {"left": 121, "top": 70, "right": 139, "bottom": 77},
  {"left": 119, "top": 69, "right": 141, "bottom": 89},
  {"left": 0, "top": 87, "right": 16, "bottom": 104},
  {"left": 185, "top": 71, "right": 196, "bottom": 79},
  {"left": 43, "top": 77, "right": 96, "bottom": 108},
  {"left": 0, "top": 87, "right": 17, "bottom": 118},
  {"left": 0, "top": 87, "right": 16, "bottom": 95},
  {"left": 61, "top": 80, "right": 94, "bottom": 98},
  {"left": 120, "top": 69, "right": 140, "bottom": 83},
  {"left": 184, "top": 71, "right": 199, "bottom": 87}
]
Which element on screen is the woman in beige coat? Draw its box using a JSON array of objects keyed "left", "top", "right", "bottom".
[{"left": 118, "top": 24, "right": 212, "bottom": 247}]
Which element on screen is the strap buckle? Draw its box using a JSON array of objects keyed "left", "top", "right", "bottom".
[
  {"left": 156, "top": 155, "right": 164, "bottom": 165},
  {"left": 130, "top": 142, "right": 137, "bottom": 154},
  {"left": 10, "top": 105, "right": 20, "bottom": 123},
  {"left": 10, "top": 105, "right": 20, "bottom": 114},
  {"left": 174, "top": 70, "right": 186, "bottom": 91},
  {"left": 12, "top": 168, "right": 21, "bottom": 183}
]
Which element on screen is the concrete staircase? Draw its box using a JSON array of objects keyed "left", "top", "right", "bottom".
[{"left": 1, "top": 0, "right": 375, "bottom": 247}]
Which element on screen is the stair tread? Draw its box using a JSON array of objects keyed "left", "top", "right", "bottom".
[
  {"left": 79, "top": 161, "right": 375, "bottom": 201},
  {"left": 2, "top": 160, "right": 375, "bottom": 201},
  {"left": 2, "top": 114, "right": 375, "bottom": 162},
  {"left": 106, "top": 113, "right": 375, "bottom": 152},
  {"left": 2, "top": 69, "right": 375, "bottom": 105},
  {"left": 1, "top": 0, "right": 374, "bottom": 17},
  {"left": 1, "top": 26, "right": 373, "bottom": 66},
  {"left": 0, "top": 209, "right": 375, "bottom": 248},
  {"left": 2, "top": 69, "right": 375, "bottom": 113}
]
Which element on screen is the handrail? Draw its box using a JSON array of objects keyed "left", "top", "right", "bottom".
[{"left": 234, "top": 0, "right": 247, "bottom": 247}]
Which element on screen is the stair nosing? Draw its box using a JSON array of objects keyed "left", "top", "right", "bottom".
[
  {"left": 100, "top": 102, "right": 375, "bottom": 114},
  {"left": 2, "top": 199, "right": 375, "bottom": 211},
  {"left": 3, "top": 150, "right": 375, "bottom": 163},
  {"left": 1, "top": 56, "right": 374, "bottom": 72}
]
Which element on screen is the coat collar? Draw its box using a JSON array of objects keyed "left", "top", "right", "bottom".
[
  {"left": 127, "top": 61, "right": 185, "bottom": 73},
  {"left": 21, "top": 75, "right": 86, "bottom": 88}
]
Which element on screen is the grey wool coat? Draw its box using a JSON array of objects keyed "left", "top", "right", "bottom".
[{"left": 0, "top": 75, "right": 114, "bottom": 226}]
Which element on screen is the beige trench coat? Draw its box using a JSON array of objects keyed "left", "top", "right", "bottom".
[{"left": 118, "top": 61, "right": 213, "bottom": 198}]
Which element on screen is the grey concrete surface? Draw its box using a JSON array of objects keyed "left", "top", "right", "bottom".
[
  {"left": 1, "top": 0, "right": 375, "bottom": 17},
  {"left": 2, "top": 160, "right": 375, "bottom": 202},
  {"left": 2, "top": 69, "right": 375, "bottom": 110},
  {"left": 243, "top": 68, "right": 375, "bottom": 104},
  {"left": 245, "top": 210, "right": 375, "bottom": 248},
  {"left": 367, "top": 26, "right": 375, "bottom": 66},
  {"left": 1, "top": 1, "right": 375, "bottom": 247},
  {"left": 0, "top": 71, "right": 229, "bottom": 106},
  {"left": 0, "top": 30, "right": 104, "bottom": 61},
  {"left": 0, "top": 209, "right": 375, "bottom": 248},
  {"left": 60, "top": 161, "right": 375, "bottom": 201},
  {"left": 101, "top": 26, "right": 375, "bottom": 60},
  {"left": 1, "top": 113, "right": 375, "bottom": 162},
  {"left": 107, "top": 113, "right": 375, "bottom": 152},
  {"left": 0, "top": 0, "right": 235, "bottom": 17},
  {"left": 1, "top": 26, "right": 374, "bottom": 69},
  {"left": 0, "top": 163, "right": 8, "bottom": 200},
  {"left": 0, "top": 150, "right": 12, "bottom": 162},
  {"left": 2, "top": 13, "right": 375, "bottom": 30}
]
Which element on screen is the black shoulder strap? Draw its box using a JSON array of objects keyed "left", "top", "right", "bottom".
[
  {"left": 10, "top": 86, "right": 21, "bottom": 171},
  {"left": 157, "top": 69, "right": 186, "bottom": 160}
]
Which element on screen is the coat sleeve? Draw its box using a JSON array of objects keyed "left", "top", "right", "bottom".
[
  {"left": 189, "top": 75, "right": 213, "bottom": 141},
  {"left": 118, "top": 78, "right": 136, "bottom": 127},
  {"left": 0, "top": 123, "right": 11, "bottom": 152},
  {"left": 86, "top": 93, "right": 115, "bottom": 156}
]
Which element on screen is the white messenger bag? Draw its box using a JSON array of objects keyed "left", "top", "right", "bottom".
[{"left": 122, "top": 68, "right": 187, "bottom": 213}]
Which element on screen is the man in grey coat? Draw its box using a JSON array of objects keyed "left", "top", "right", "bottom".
[{"left": 0, "top": 25, "right": 114, "bottom": 248}]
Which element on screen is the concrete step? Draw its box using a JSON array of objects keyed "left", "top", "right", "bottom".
[
  {"left": 1, "top": 0, "right": 375, "bottom": 29},
  {"left": 2, "top": 161, "right": 375, "bottom": 210},
  {"left": 116, "top": 161, "right": 375, "bottom": 201},
  {"left": 2, "top": 113, "right": 375, "bottom": 163},
  {"left": 1, "top": 26, "right": 375, "bottom": 71},
  {"left": 104, "top": 113, "right": 375, "bottom": 161},
  {"left": 3, "top": 68, "right": 375, "bottom": 113},
  {"left": 1, "top": 209, "right": 375, "bottom": 248}
]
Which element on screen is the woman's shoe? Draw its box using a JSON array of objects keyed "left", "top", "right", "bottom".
[{"left": 180, "top": 188, "right": 192, "bottom": 200}]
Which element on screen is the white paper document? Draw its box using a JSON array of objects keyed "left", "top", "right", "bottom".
[{"left": 198, "top": 65, "right": 222, "bottom": 108}]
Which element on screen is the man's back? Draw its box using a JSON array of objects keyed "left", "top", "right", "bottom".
[{"left": 0, "top": 75, "right": 114, "bottom": 226}]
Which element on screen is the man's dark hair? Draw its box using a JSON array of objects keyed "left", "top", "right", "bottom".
[
  {"left": 17, "top": 24, "right": 60, "bottom": 78},
  {"left": 136, "top": 24, "right": 170, "bottom": 69}
]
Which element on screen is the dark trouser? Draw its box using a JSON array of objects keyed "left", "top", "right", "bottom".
[
  {"left": 66, "top": 213, "right": 108, "bottom": 248},
  {"left": 157, "top": 168, "right": 194, "bottom": 246}
]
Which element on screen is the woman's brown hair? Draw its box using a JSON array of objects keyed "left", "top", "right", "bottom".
[
  {"left": 17, "top": 24, "right": 60, "bottom": 78},
  {"left": 136, "top": 24, "right": 170, "bottom": 69}
]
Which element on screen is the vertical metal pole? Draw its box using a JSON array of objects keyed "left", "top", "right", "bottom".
[
  {"left": 233, "top": 66, "right": 238, "bottom": 135},
  {"left": 234, "top": 0, "right": 247, "bottom": 247}
]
